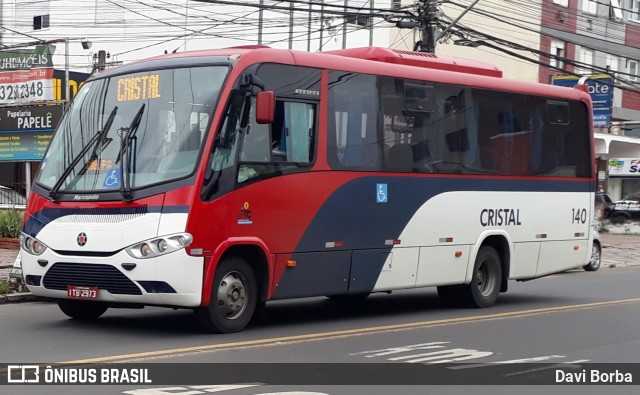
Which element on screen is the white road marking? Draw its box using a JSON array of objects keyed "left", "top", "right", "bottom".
[
  {"left": 123, "top": 385, "right": 260, "bottom": 395},
  {"left": 448, "top": 355, "right": 568, "bottom": 370},
  {"left": 351, "top": 342, "right": 493, "bottom": 364},
  {"left": 389, "top": 348, "right": 494, "bottom": 364}
]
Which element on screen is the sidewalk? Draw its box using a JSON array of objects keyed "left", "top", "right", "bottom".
[
  {"left": 600, "top": 233, "right": 640, "bottom": 268},
  {"left": 0, "top": 233, "right": 638, "bottom": 301},
  {"left": 0, "top": 248, "right": 18, "bottom": 282}
]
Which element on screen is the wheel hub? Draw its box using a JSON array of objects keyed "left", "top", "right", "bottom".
[
  {"left": 217, "top": 272, "right": 248, "bottom": 320},
  {"left": 477, "top": 260, "right": 496, "bottom": 297}
]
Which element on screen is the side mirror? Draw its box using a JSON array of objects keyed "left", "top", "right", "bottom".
[{"left": 255, "top": 91, "right": 275, "bottom": 124}]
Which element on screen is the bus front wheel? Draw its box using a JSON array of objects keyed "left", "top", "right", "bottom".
[
  {"left": 195, "top": 256, "right": 258, "bottom": 333},
  {"left": 57, "top": 299, "right": 108, "bottom": 320},
  {"left": 461, "top": 246, "right": 502, "bottom": 308}
]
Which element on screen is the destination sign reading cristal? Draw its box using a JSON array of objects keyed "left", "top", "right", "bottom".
[{"left": 116, "top": 75, "right": 162, "bottom": 102}]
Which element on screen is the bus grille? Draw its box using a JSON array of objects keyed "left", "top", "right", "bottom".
[{"left": 43, "top": 263, "right": 142, "bottom": 295}]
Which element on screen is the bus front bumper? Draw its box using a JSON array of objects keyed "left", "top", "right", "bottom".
[{"left": 20, "top": 248, "right": 205, "bottom": 308}]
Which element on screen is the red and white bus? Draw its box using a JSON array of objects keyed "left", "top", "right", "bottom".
[{"left": 20, "top": 46, "right": 595, "bottom": 333}]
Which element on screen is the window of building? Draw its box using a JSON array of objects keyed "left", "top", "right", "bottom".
[
  {"left": 577, "top": 47, "right": 594, "bottom": 75},
  {"left": 628, "top": 60, "right": 638, "bottom": 81},
  {"left": 33, "top": 14, "right": 49, "bottom": 30},
  {"left": 631, "top": 0, "right": 640, "bottom": 21},
  {"left": 346, "top": 14, "right": 371, "bottom": 27},
  {"left": 391, "top": 0, "right": 402, "bottom": 10},
  {"left": 582, "top": 0, "right": 597, "bottom": 14},
  {"left": 606, "top": 54, "right": 619, "bottom": 75},
  {"left": 553, "top": 0, "right": 568, "bottom": 6},
  {"left": 610, "top": 0, "right": 623, "bottom": 19},
  {"left": 550, "top": 40, "right": 566, "bottom": 69}
]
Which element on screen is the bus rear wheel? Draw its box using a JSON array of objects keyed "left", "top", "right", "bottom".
[
  {"left": 195, "top": 256, "right": 258, "bottom": 333},
  {"left": 57, "top": 299, "right": 108, "bottom": 320},
  {"left": 461, "top": 246, "right": 502, "bottom": 308}
]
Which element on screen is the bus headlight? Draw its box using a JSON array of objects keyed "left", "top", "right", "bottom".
[
  {"left": 125, "top": 233, "right": 193, "bottom": 259},
  {"left": 20, "top": 233, "right": 48, "bottom": 256}
]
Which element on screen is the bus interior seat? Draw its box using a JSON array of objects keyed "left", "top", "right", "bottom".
[{"left": 386, "top": 143, "right": 414, "bottom": 172}]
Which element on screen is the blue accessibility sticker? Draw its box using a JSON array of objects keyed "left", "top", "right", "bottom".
[
  {"left": 376, "top": 183, "right": 388, "bottom": 203},
  {"left": 102, "top": 169, "right": 121, "bottom": 188}
]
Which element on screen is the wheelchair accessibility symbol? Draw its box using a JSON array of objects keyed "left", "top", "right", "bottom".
[
  {"left": 102, "top": 169, "right": 121, "bottom": 188},
  {"left": 376, "top": 183, "right": 388, "bottom": 203}
]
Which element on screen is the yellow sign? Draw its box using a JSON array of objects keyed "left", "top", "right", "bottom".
[{"left": 116, "top": 75, "right": 162, "bottom": 102}]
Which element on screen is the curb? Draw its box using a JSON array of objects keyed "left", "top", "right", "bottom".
[{"left": 0, "top": 292, "right": 42, "bottom": 304}]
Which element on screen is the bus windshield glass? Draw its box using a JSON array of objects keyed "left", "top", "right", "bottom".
[{"left": 37, "top": 66, "right": 228, "bottom": 193}]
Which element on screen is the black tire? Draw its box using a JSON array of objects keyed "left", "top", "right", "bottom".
[
  {"left": 460, "top": 246, "right": 502, "bottom": 308},
  {"left": 583, "top": 242, "right": 602, "bottom": 272},
  {"left": 57, "top": 299, "right": 108, "bottom": 320},
  {"left": 195, "top": 256, "right": 258, "bottom": 333}
]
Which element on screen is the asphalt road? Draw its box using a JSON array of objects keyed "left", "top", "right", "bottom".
[{"left": 1, "top": 265, "right": 639, "bottom": 394}]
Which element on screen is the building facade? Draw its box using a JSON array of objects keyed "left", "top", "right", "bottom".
[
  {"left": 1, "top": 0, "right": 392, "bottom": 73},
  {"left": 392, "top": 0, "right": 640, "bottom": 200},
  {"left": 0, "top": 0, "right": 392, "bottom": 198}
]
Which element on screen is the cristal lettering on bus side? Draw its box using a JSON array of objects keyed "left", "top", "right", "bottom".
[
  {"left": 116, "top": 75, "right": 162, "bottom": 102},
  {"left": 480, "top": 208, "right": 522, "bottom": 227}
]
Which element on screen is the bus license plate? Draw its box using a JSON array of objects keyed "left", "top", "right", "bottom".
[{"left": 67, "top": 285, "right": 98, "bottom": 300}]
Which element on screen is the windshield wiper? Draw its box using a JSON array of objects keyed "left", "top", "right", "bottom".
[
  {"left": 115, "top": 103, "right": 145, "bottom": 202},
  {"left": 49, "top": 106, "right": 119, "bottom": 201}
]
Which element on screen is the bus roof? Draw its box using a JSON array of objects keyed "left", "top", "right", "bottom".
[
  {"left": 101, "top": 45, "right": 501, "bottom": 78},
  {"left": 95, "top": 45, "right": 589, "bottom": 104},
  {"left": 325, "top": 47, "right": 503, "bottom": 78}
]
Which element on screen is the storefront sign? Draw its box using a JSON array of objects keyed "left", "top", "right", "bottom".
[
  {"left": 52, "top": 69, "right": 91, "bottom": 101},
  {"left": 0, "top": 45, "right": 55, "bottom": 104},
  {"left": 552, "top": 74, "right": 613, "bottom": 128},
  {"left": 0, "top": 104, "right": 63, "bottom": 161},
  {"left": 608, "top": 158, "right": 640, "bottom": 176}
]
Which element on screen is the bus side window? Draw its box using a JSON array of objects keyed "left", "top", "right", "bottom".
[
  {"left": 238, "top": 99, "right": 316, "bottom": 183},
  {"left": 240, "top": 101, "right": 271, "bottom": 162},
  {"left": 241, "top": 99, "right": 315, "bottom": 164},
  {"left": 327, "top": 72, "right": 381, "bottom": 170},
  {"left": 273, "top": 101, "right": 315, "bottom": 163}
]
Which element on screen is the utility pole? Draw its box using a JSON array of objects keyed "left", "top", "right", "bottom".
[
  {"left": 417, "top": 0, "right": 440, "bottom": 52},
  {"left": 395, "top": 0, "right": 440, "bottom": 52},
  {"left": 396, "top": 0, "right": 480, "bottom": 53}
]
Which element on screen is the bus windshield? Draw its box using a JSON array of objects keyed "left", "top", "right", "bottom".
[{"left": 37, "top": 66, "right": 228, "bottom": 194}]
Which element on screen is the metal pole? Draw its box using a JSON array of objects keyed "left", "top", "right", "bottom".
[
  {"left": 319, "top": 3, "right": 324, "bottom": 51},
  {"left": 369, "top": 0, "right": 374, "bottom": 46},
  {"left": 307, "top": 1, "right": 312, "bottom": 52},
  {"left": 342, "top": 0, "right": 348, "bottom": 49},
  {"left": 184, "top": 0, "right": 189, "bottom": 50},
  {"left": 25, "top": 162, "right": 31, "bottom": 199},
  {"left": 258, "top": 0, "right": 264, "bottom": 44},
  {"left": 289, "top": 1, "right": 294, "bottom": 49},
  {"left": 65, "top": 38, "right": 70, "bottom": 103}
]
